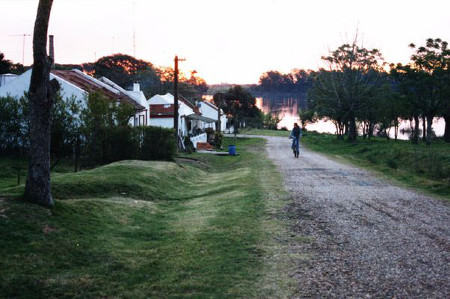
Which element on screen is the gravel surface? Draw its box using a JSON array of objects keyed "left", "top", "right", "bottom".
[{"left": 259, "top": 135, "right": 450, "bottom": 298}]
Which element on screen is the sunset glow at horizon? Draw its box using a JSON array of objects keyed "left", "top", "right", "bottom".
[{"left": 1, "top": 0, "right": 450, "bottom": 84}]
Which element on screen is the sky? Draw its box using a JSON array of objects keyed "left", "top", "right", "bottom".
[{"left": 1, "top": 0, "right": 450, "bottom": 84}]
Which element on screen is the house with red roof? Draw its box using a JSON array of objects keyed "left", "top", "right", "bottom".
[{"left": 0, "top": 68, "right": 148, "bottom": 126}]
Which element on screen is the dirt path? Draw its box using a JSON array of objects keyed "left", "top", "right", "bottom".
[{"left": 258, "top": 135, "right": 450, "bottom": 298}]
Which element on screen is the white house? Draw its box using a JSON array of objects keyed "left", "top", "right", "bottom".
[
  {"left": 148, "top": 93, "right": 198, "bottom": 137},
  {"left": 148, "top": 93, "right": 229, "bottom": 149},
  {"left": 0, "top": 73, "right": 19, "bottom": 87},
  {"left": 0, "top": 69, "right": 86, "bottom": 103},
  {"left": 199, "top": 100, "right": 227, "bottom": 132},
  {"left": 99, "top": 78, "right": 150, "bottom": 126},
  {"left": 148, "top": 93, "right": 228, "bottom": 134},
  {"left": 0, "top": 69, "right": 147, "bottom": 125}
]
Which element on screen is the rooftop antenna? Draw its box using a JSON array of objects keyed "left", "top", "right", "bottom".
[
  {"left": 133, "top": 1, "right": 136, "bottom": 57},
  {"left": 9, "top": 34, "right": 31, "bottom": 65}
]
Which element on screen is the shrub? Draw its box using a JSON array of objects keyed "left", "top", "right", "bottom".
[
  {"left": 214, "top": 132, "right": 223, "bottom": 149},
  {"left": 183, "top": 136, "right": 195, "bottom": 153},
  {"left": 141, "top": 126, "right": 176, "bottom": 161},
  {"left": 0, "top": 96, "right": 27, "bottom": 154},
  {"left": 205, "top": 127, "right": 215, "bottom": 143},
  {"left": 109, "top": 126, "right": 140, "bottom": 162}
]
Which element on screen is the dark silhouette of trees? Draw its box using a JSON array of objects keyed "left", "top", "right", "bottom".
[
  {"left": 410, "top": 39, "right": 450, "bottom": 144},
  {"left": 309, "top": 41, "right": 386, "bottom": 141},
  {"left": 0, "top": 52, "right": 24, "bottom": 74},
  {"left": 215, "top": 86, "right": 260, "bottom": 130},
  {"left": 390, "top": 64, "right": 426, "bottom": 144},
  {"left": 391, "top": 38, "right": 450, "bottom": 144},
  {"left": 90, "top": 53, "right": 159, "bottom": 95},
  {"left": 258, "top": 69, "right": 313, "bottom": 93}
]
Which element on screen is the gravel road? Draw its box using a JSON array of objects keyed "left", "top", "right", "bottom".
[{"left": 259, "top": 135, "right": 450, "bottom": 298}]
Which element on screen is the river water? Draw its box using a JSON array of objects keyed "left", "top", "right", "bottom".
[
  {"left": 203, "top": 93, "right": 445, "bottom": 140},
  {"left": 255, "top": 94, "right": 445, "bottom": 140}
]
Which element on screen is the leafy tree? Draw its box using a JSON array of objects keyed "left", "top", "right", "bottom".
[
  {"left": 0, "top": 96, "right": 28, "bottom": 153},
  {"left": 92, "top": 53, "right": 160, "bottom": 96},
  {"left": 262, "top": 112, "right": 282, "bottom": 130},
  {"left": 187, "top": 70, "right": 208, "bottom": 94},
  {"left": 0, "top": 52, "right": 24, "bottom": 75},
  {"left": 311, "top": 41, "right": 385, "bottom": 141},
  {"left": 80, "top": 92, "right": 114, "bottom": 165},
  {"left": 50, "top": 94, "right": 82, "bottom": 161},
  {"left": 390, "top": 64, "right": 427, "bottom": 144},
  {"left": 375, "top": 83, "right": 403, "bottom": 140},
  {"left": 308, "top": 70, "right": 348, "bottom": 138},
  {"left": 80, "top": 92, "right": 139, "bottom": 165},
  {"left": 298, "top": 108, "right": 317, "bottom": 131},
  {"left": 408, "top": 38, "right": 450, "bottom": 144},
  {"left": 257, "top": 69, "right": 313, "bottom": 93},
  {"left": 216, "top": 86, "right": 260, "bottom": 130},
  {"left": 259, "top": 71, "right": 293, "bottom": 92},
  {"left": 25, "top": 0, "right": 58, "bottom": 207},
  {"left": 291, "top": 69, "right": 314, "bottom": 93},
  {"left": 156, "top": 67, "right": 206, "bottom": 99}
]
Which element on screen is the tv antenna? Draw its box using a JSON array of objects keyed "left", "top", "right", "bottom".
[
  {"left": 9, "top": 34, "right": 31, "bottom": 65},
  {"left": 132, "top": 1, "right": 136, "bottom": 57}
]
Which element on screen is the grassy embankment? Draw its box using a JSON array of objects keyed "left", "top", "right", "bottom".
[
  {"left": 240, "top": 128, "right": 450, "bottom": 199},
  {"left": 0, "top": 137, "right": 298, "bottom": 298}
]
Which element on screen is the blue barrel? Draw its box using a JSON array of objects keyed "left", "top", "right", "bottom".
[{"left": 228, "top": 145, "right": 236, "bottom": 156}]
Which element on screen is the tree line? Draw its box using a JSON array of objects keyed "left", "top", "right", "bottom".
[{"left": 253, "top": 38, "right": 450, "bottom": 143}]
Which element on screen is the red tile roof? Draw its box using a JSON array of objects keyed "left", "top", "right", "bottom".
[
  {"left": 51, "top": 70, "right": 144, "bottom": 109},
  {"left": 150, "top": 104, "right": 174, "bottom": 118}
]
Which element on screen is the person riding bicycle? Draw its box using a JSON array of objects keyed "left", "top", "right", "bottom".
[{"left": 289, "top": 123, "right": 301, "bottom": 158}]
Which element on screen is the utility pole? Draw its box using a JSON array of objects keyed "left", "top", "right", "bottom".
[
  {"left": 216, "top": 92, "right": 224, "bottom": 133},
  {"left": 174, "top": 55, "right": 185, "bottom": 148}
]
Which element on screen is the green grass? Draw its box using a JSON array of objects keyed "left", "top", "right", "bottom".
[
  {"left": 0, "top": 157, "right": 83, "bottom": 191},
  {"left": 0, "top": 137, "right": 296, "bottom": 297},
  {"left": 302, "top": 131, "right": 450, "bottom": 200},
  {"left": 239, "top": 128, "right": 291, "bottom": 137}
]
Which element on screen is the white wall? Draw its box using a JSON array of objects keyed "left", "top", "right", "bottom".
[
  {"left": 0, "top": 74, "right": 18, "bottom": 87},
  {"left": 190, "top": 133, "right": 207, "bottom": 149},
  {"left": 200, "top": 102, "right": 218, "bottom": 120},
  {"left": 149, "top": 117, "right": 173, "bottom": 129},
  {"left": 220, "top": 114, "right": 227, "bottom": 131},
  {"left": 0, "top": 69, "right": 88, "bottom": 105}
]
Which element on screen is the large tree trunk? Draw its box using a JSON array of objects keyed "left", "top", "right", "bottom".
[
  {"left": 422, "top": 115, "right": 426, "bottom": 141},
  {"left": 368, "top": 121, "right": 375, "bottom": 139},
  {"left": 412, "top": 115, "right": 419, "bottom": 144},
  {"left": 444, "top": 114, "right": 450, "bottom": 143},
  {"left": 347, "top": 113, "right": 357, "bottom": 142},
  {"left": 426, "top": 115, "right": 433, "bottom": 146},
  {"left": 24, "top": 0, "right": 57, "bottom": 207}
]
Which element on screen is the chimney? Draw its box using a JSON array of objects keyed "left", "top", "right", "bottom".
[
  {"left": 49, "top": 35, "right": 55, "bottom": 66},
  {"left": 133, "top": 81, "right": 140, "bottom": 91}
]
